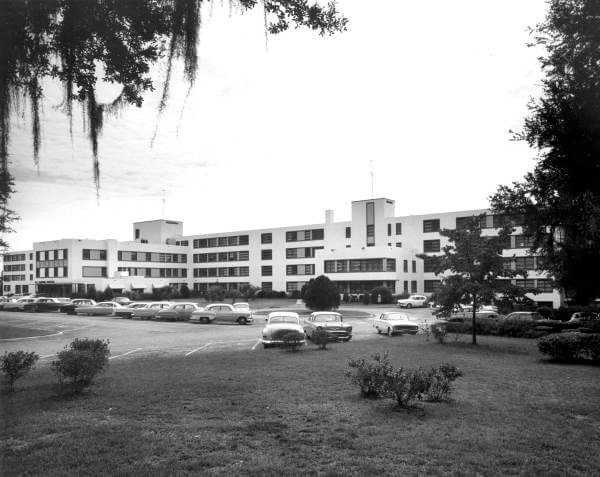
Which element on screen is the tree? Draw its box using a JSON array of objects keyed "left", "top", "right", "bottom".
[
  {"left": 102, "top": 285, "right": 114, "bottom": 301},
  {"left": 0, "top": 0, "right": 347, "bottom": 244},
  {"left": 490, "top": 0, "right": 600, "bottom": 305},
  {"left": 1, "top": 350, "right": 39, "bottom": 392},
  {"left": 180, "top": 283, "right": 190, "bottom": 299},
  {"left": 418, "top": 216, "right": 522, "bottom": 345},
  {"left": 302, "top": 275, "right": 340, "bottom": 311}
]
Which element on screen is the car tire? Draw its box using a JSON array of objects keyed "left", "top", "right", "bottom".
[
  {"left": 376, "top": 327, "right": 381, "bottom": 334},
  {"left": 200, "top": 316, "right": 209, "bottom": 324},
  {"left": 387, "top": 328, "right": 393, "bottom": 337},
  {"left": 238, "top": 317, "right": 247, "bottom": 325},
  {"left": 406, "top": 304, "right": 412, "bottom": 309},
  {"left": 263, "top": 343, "right": 270, "bottom": 349}
]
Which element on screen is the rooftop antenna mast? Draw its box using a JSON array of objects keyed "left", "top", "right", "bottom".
[
  {"left": 370, "top": 160, "right": 374, "bottom": 198},
  {"left": 161, "top": 189, "right": 166, "bottom": 219}
]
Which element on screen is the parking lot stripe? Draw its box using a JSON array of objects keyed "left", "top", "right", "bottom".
[
  {"left": 109, "top": 348, "right": 142, "bottom": 360},
  {"left": 185, "top": 343, "right": 212, "bottom": 356},
  {"left": 251, "top": 340, "right": 261, "bottom": 350}
]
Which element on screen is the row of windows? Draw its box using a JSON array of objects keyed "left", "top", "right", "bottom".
[
  {"left": 503, "top": 256, "right": 544, "bottom": 271},
  {"left": 4, "top": 264, "right": 26, "bottom": 272},
  {"left": 192, "top": 282, "right": 250, "bottom": 292},
  {"left": 193, "top": 267, "right": 250, "bottom": 278},
  {"left": 286, "top": 281, "right": 308, "bottom": 292},
  {"left": 422, "top": 278, "right": 553, "bottom": 294},
  {"left": 286, "top": 264, "right": 315, "bottom": 276},
  {"left": 4, "top": 253, "right": 27, "bottom": 262},
  {"left": 174, "top": 240, "right": 189, "bottom": 246},
  {"left": 4, "top": 284, "right": 30, "bottom": 293},
  {"left": 286, "top": 229, "right": 324, "bottom": 242},
  {"left": 117, "top": 267, "right": 188, "bottom": 278},
  {"left": 3, "top": 274, "right": 27, "bottom": 282},
  {"left": 37, "top": 267, "right": 68, "bottom": 279},
  {"left": 193, "top": 235, "right": 249, "bottom": 249},
  {"left": 193, "top": 251, "right": 249, "bottom": 263},
  {"left": 403, "top": 260, "right": 418, "bottom": 273},
  {"left": 83, "top": 249, "right": 106, "bottom": 260},
  {"left": 36, "top": 259, "right": 67, "bottom": 269},
  {"left": 324, "top": 259, "right": 396, "bottom": 273},
  {"left": 38, "top": 249, "right": 68, "bottom": 261},
  {"left": 286, "top": 247, "right": 324, "bottom": 259},
  {"left": 403, "top": 280, "right": 419, "bottom": 294},
  {"left": 118, "top": 251, "right": 187, "bottom": 263},
  {"left": 386, "top": 223, "right": 403, "bottom": 236}
]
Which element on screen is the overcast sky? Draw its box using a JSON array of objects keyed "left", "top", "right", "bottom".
[{"left": 6, "top": 0, "right": 548, "bottom": 251}]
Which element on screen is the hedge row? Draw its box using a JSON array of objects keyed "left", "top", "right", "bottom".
[
  {"left": 444, "top": 318, "right": 600, "bottom": 339},
  {"left": 538, "top": 333, "right": 600, "bottom": 362}
]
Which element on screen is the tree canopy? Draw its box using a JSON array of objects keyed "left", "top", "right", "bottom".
[
  {"left": 0, "top": 0, "right": 347, "bottom": 244},
  {"left": 302, "top": 275, "right": 340, "bottom": 311},
  {"left": 490, "top": 0, "right": 600, "bottom": 304}
]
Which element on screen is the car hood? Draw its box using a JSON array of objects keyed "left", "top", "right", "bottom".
[
  {"left": 314, "top": 322, "right": 349, "bottom": 328},
  {"left": 382, "top": 319, "right": 419, "bottom": 326},
  {"left": 264, "top": 323, "right": 304, "bottom": 333}
]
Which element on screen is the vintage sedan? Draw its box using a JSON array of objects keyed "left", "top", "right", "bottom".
[
  {"left": 131, "top": 302, "right": 172, "bottom": 320},
  {"left": 373, "top": 312, "right": 419, "bottom": 336},
  {"left": 190, "top": 303, "right": 254, "bottom": 325},
  {"left": 156, "top": 302, "right": 203, "bottom": 321},
  {"left": 75, "top": 301, "right": 129, "bottom": 316},
  {"left": 113, "top": 302, "right": 150, "bottom": 319},
  {"left": 397, "top": 294, "right": 428, "bottom": 308},
  {"left": 61, "top": 299, "right": 96, "bottom": 315},
  {"left": 3, "top": 297, "right": 36, "bottom": 311},
  {"left": 24, "top": 297, "right": 71, "bottom": 313},
  {"left": 233, "top": 302, "right": 251, "bottom": 312},
  {"left": 261, "top": 312, "right": 306, "bottom": 349},
  {"left": 304, "top": 311, "right": 352, "bottom": 342}
]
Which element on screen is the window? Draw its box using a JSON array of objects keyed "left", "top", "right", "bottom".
[
  {"left": 515, "top": 256, "right": 536, "bottom": 270},
  {"left": 423, "top": 256, "right": 437, "bottom": 273},
  {"left": 261, "top": 282, "right": 272, "bottom": 291},
  {"left": 423, "top": 219, "right": 440, "bottom": 233},
  {"left": 396, "top": 242, "right": 402, "bottom": 248},
  {"left": 411, "top": 281, "right": 417, "bottom": 293},
  {"left": 135, "top": 228, "right": 140, "bottom": 239},
  {"left": 261, "top": 233, "right": 272, "bottom": 244},
  {"left": 261, "top": 249, "right": 272, "bottom": 260},
  {"left": 516, "top": 279, "right": 536, "bottom": 289},
  {"left": 261, "top": 266, "right": 272, "bottom": 276},
  {"left": 423, "top": 240, "right": 441, "bottom": 253},
  {"left": 515, "top": 235, "right": 535, "bottom": 249},
  {"left": 424, "top": 280, "right": 441, "bottom": 293},
  {"left": 286, "top": 229, "right": 324, "bottom": 242},
  {"left": 387, "top": 224, "right": 391, "bottom": 236},
  {"left": 366, "top": 202, "right": 375, "bottom": 246},
  {"left": 387, "top": 259, "right": 396, "bottom": 272},
  {"left": 345, "top": 227, "right": 351, "bottom": 238},
  {"left": 286, "top": 282, "right": 307, "bottom": 292},
  {"left": 395, "top": 223, "right": 402, "bottom": 235},
  {"left": 403, "top": 281, "right": 409, "bottom": 293},
  {"left": 82, "top": 249, "right": 106, "bottom": 260},
  {"left": 82, "top": 266, "right": 107, "bottom": 277},
  {"left": 403, "top": 260, "right": 408, "bottom": 273},
  {"left": 412, "top": 260, "right": 416, "bottom": 273},
  {"left": 536, "top": 279, "right": 553, "bottom": 293}
]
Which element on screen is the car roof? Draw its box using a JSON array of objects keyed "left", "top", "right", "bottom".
[
  {"left": 311, "top": 311, "right": 341, "bottom": 315},
  {"left": 268, "top": 311, "right": 300, "bottom": 318},
  {"left": 206, "top": 303, "right": 231, "bottom": 307}
]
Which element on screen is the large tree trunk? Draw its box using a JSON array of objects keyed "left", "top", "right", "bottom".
[{"left": 471, "top": 295, "right": 478, "bottom": 345}]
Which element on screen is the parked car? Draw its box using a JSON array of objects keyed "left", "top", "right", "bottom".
[
  {"left": 261, "top": 312, "right": 306, "bottom": 349},
  {"left": 114, "top": 296, "right": 133, "bottom": 305},
  {"left": 189, "top": 303, "right": 254, "bottom": 325},
  {"left": 373, "top": 312, "right": 419, "bottom": 336},
  {"left": 24, "top": 297, "right": 71, "bottom": 312},
  {"left": 502, "top": 311, "right": 546, "bottom": 322},
  {"left": 75, "top": 301, "right": 129, "bottom": 316},
  {"left": 3, "top": 297, "right": 36, "bottom": 311},
  {"left": 61, "top": 299, "right": 97, "bottom": 315},
  {"left": 397, "top": 295, "right": 428, "bottom": 308},
  {"left": 156, "top": 302, "right": 203, "bottom": 321},
  {"left": 131, "top": 302, "right": 172, "bottom": 320},
  {"left": 303, "top": 311, "right": 352, "bottom": 342},
  {"left": 568, "top": 311, "right": 599, "bottom": 323},
  {"left": 114, "top": 302, "right": 150, "bottom": 319}
]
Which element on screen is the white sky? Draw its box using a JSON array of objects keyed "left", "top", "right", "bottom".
[{"left": 6, "top": 0, "right": 548, "bottom": 251}]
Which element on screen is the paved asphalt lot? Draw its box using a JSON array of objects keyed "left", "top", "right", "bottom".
[{"left": 0, "top": 306, "right": 437, "bottom": 363}]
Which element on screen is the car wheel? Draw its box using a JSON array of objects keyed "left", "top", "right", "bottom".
[
  {"left": 263, "top": 343, "right": 270, "bottom": 349},
  {"left": 376, "top": 327, "right": 381, "bottom": 334},
  {"left": 200, "top": 316, "right": 209, "bottom": 324},
  {"left": 238, "top": 317, "right": 247, "bottom": 325},
  {"left": 387, "top": 328, "right": 393, "bottom": 337},
  {"left": 406, "top": 303, "right": 412, "bottom": 309}
]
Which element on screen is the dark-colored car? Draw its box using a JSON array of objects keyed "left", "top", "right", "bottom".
[
  {"left": 24, "top": 297, "right": 71, "bottom": 312},
  {"left": 61, "top": 299, "right": 97, "bottom": 315}
]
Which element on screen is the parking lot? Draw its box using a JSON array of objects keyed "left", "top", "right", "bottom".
[{"left": 0, "top": 306, "right": 436, "bottom": 361}]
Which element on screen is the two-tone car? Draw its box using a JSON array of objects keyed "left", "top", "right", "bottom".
[
  {"left": 3, "top": 297, "right": 36, "bottom": 311},
  {"left": 61, "top": 299, "right": 97, "bottom": 315},
  {"left": 155, "top": 302, "right": 204, "bottom": 321},
  {"left": 75, "top": 301, "right": 129, "bottom": 316},
  {"left": 24, "top": 297, "right": 71, "bottom": 313},
  {"left": 261, "top": 312, "right": 306, "bottom": 349},
  {"left": 303, "top": 311, "right": 352, "bottom": 342},
  {"left": 373, "top": 312, "right": 419, "bottom": 336},
  {"left": 113, "top": 302, "right": 151, "bottom": 319},
  {"left": 397, "top": 295, "right": 428, "bottom": 308},
  {"left": 189, "top": 303, "right": 254, "bottom": 325},
  {"left": 131, "top": 302, "right": 172, "bottom": 320}
]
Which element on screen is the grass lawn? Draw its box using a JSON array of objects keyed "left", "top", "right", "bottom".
[{"left": 2, "top": 335, "right": 599, "bottom": 476}]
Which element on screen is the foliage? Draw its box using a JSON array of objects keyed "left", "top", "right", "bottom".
[
  {"left": 422, "top": 364, "right": 463, "bottom": 402},
  {"left": 101, "top": 285, "right": 114, "bottom": 301},
  {"left": 346, "top": 353, "right": 394, "bottom": 398},
  {"left": 180, "top": 284, "right": 190, "bottom": 299},
  {"left": 384, "top": 367, "right": 429, "bottom": 408},
  {"left": 312, "top": 328, "right": 329, "bottom": 350},
  {"left": 538, "top": 332, "right": 600, "bottom": 363},
  {"left": 255, "top": 289, "right": 287, "bottom": 299},
  {"left": 51, "top": 338, "right": 110, "bottom": 393},
  {"left": 86, "top": 284, "right": 97, "bottom": 300},
  {"left": 207, "top": 285, "right": 225, "bottom": 302},
  {"left": 1, "top": 350, "right": 39, "bottom": 392},
  {"left": 302, "top": 275, "right": 340, "bottom": 311},
  {"left": 239, "top": 284, "right": 259, "bottom": 300},
  {"left": 431, "top": 323, "right": 448, "bottom": 344},
  {"left": 417, "top": 215, "right": 524, "bottom": 344},
  {"left": 281, "top": 331, "right": 304, "bottom": 352},
  {"left": 490, "top": 0, "right": 600, "bottom": 305},
  {"left": 369, "top": 286, "right": 393, "bottom": 304}
]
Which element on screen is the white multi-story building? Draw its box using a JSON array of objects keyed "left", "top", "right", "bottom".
[{"left": 2, "top": 198, "right": 561, "bottom": 307}]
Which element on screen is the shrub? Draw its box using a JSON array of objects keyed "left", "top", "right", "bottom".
[
  {"left": 180, "top": 284, "right": 190, "bottom": 299},
  {"left": 431, "top": 323, "right": 448, "bottom": 343},
  {"left": 313, "top": 328, "right": 329, "bottom": 350},
  {"left": 537, "top": 306, "right": 555, "bottom": 319},
  {"left": 369, "top": 286, "right": 393, "bottom": 304},
  {"left": 384, "top": 367, "right": 429, "bottom": 407},
  {"left": 52, "top": 338, "right": 110, "bottom": 393},
  {"left": 538, "top": 333, "right": 600, "bottom": 362},
  {"left": 423, "top": 364, "right": 463, "bottom": 402},
  {"left": 1, "top": 351, "right": 39, "bottom": 392},
  {"left": 303, "top": 275, "right": 340, "bottom": 311},
  {"left": 281, "top": 331, "right": 304, "bottom": 352},
  {"left": 346, "top": 353, "right": 394, "bottom": 398}
]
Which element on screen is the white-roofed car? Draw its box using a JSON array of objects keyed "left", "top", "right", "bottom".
[
  {"left": 190, "top": 303, "right": 254, "bottom": 325},
  {"left": 233, "top": 302, "right": 251, "bottom": 312},
  {"left": 75, "top": 301, "right": 129, "bottom": 316},
  {"left": 114, "top": 302, "right": 151, "bottom": 319},
  {"left": 131, "top": 302, "right": 172, "bottom": 320},
  {"left": 61, "top": 299, "right": 96, "bottom": 315},
  {"left": 261, "top": 312, "right": 306, "bottom": 349},
  {"left": 373, "top": 312, "right": 420, "bottom": 336},
  {"left": 3, "top": 297, "right": 36, "bottom": 311},
  {"left": 303, "top": 311, "right": 352, "bottom": 342},
  {"left": 156, "top": 302, "right": 203, "bottom": 321},
  {"left": 397, "top": 295, "right": 428, "bottom": 308}
]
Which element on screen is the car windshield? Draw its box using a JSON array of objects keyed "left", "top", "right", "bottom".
[
  {"left": 385, "top": 313, "right": 411, "bottom": 321},
  {"left": 270, "top": 316, "right": 299, "bottom": 324},
  {"left": 313, "top": 314, "right": 341, "bottom": 323},
  {"left": 234, "top": 303, "right": 249, "bottom": 309}
]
